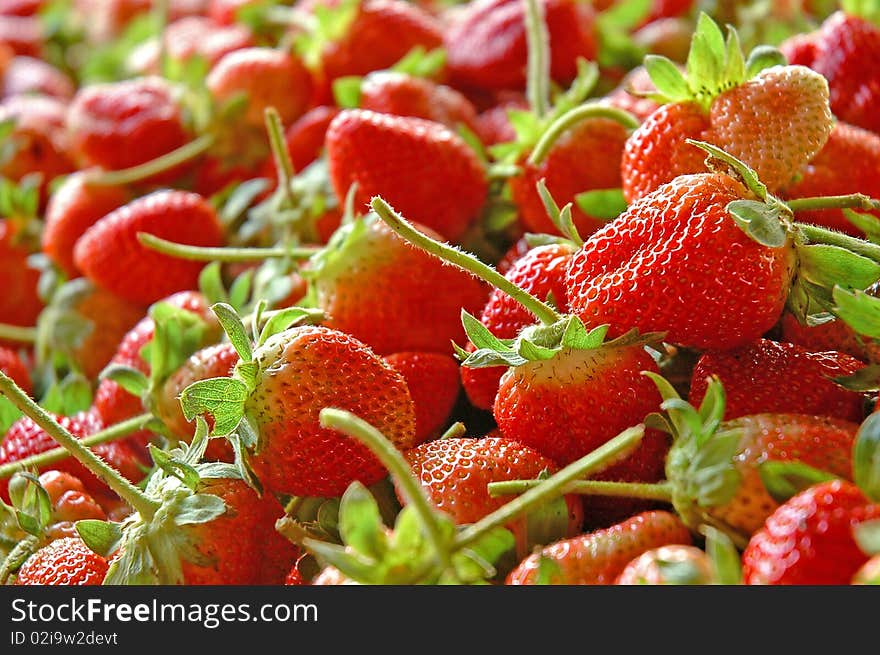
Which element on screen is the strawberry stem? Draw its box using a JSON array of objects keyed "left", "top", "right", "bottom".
[
  {"left": 0, "top": 372, "right": 160, "bottom": 519},
  {"left": 797, "top": 223, "right": 880, "bottom": 263},
  {"left": 264, "top": 107, "right": 297, "bottom": 207},
  {"left": 528, "top": 104, "right": 639, "bottom": 166},
  {"left": 84, "top": 134, "right": 215, "bottom": 187},
  {"left": 0, "top": 412, "right": 152, "bottom": 480},
  {"left": 319, "top": 408, "right": 452, "bottom": 568},
  {"left": 371, "top": 196, "right": 562, "bottom": 325},
  {"left": 489, "top": 478, "right": 674, "bottom": 501},
  {"left": 524, "top": 0, "right": 551, "bottom": 118},
  {"left": 453, "top": 424, "right": 646, "bottom": 550},
  {"left": 137, "top": 232, "right": 320, "bottom": 262},
  {"left": 0, "top": 323, "right": 36, "bottom": 343},
  {"left": 786, "top": 193, "right": 880, "bottom": 214}
]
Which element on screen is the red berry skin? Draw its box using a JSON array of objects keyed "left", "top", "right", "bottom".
[
  {"left": 743, "top": 480, "right": 880, "bottom": 585},
  {"left": 66, "top": 76, "right": 189, "bottom": 174},
  {"left": 689, "top": 339, "right": 867, "bottom": 423},
  {"left": 0, "top": 220, "right": 43, "bottom": 342},
  {"left": 384, "top": 352, "right": 461, "bottom": 442},
  {"left": 0, "top": 15, "right": 42, "bottom": 58},
  {"left": 565, "top": 174, "right": 796, "bottom": 350},
  {"left": 42, "top": 172, "right": 129, "bottom": 278},
  {"left": 507, "top": 510, "right": 692, "bottom": 585},
  {"left": 602, "top": 67, "right": 662, "bottom": 124},
  {"left": 245, "top": 326, "right": 418, "bottom": 498},
  {"left": 781, "top": 312, "right": 880, "bottom": 365},
  {"left": 73, "top": 190, "right": 225, "bottom": 306},
  {"left": 445, "top": 0, "right": 597, "bottom": 92},
  {"left": 2, "top": 55, "right": 75, "bottom": 100},
  {"left": 284, "top": 105, "right": 340, "bottom": 173},
  {"left": 326, "top": 109, "right": 488, "bottom": 242},
  {"left": 510, "top": 117, "right": 630, "bottom": 238},
  {"left": 461, "top": 243, "right": 572, "bottom": 411},
  {"left": 0, "top": 345, "right": 32, "bottom": 395},
  {"left": 207, "top": 47, "right": 312, "bottom": 129},
  {"left": 15, "top": 538, "right": 108, "bottom": 586}
]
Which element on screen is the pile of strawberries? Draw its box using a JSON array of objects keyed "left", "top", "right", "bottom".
[{"left": 1, "top": 0, "right": 880, "bottom": 586}]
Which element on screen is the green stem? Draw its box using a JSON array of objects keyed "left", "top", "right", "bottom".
[
  {"left": 528, "top": 104, "right": 640, "bottom": 166},
  {"left": 264, "top": 107, "right": 297, "bottom": 207},
  {"left": 797, "top": 223, "right": 880, "bottom": 263},
  {"left": 786, "top": 194, "right": 880, "bottom": 214},
  {"left": 0, "top": 372, "right": 159, "bottom": 519},
  {"left": 0, "top": 324, "right": 37, "bottom": 344},
  {"left": 137, "top": 233, "right": 319, "bottom": 262},
  {"left": 453, "top": 425, "right": 645, "bottom": 551},
  {"left": 318, "top": 408, "right": 452, "bottom": 569},
  {"left": 524, "top": 0, "right": 551, "bottom": 118},
  {"left": 155, "top": 0, "right": 170, "bottom": 80},
  {"left": 0, "top": 413, "right": 152, "bottom": 480},
  {"left": 85, "top": 134, "right": 215, "bottom": 187},
  {"left": 371, "top": 197, "right": 561, "bottom": 325},
  {"left": 439, "top": 422, "right": 466, "bottom": 439},
  {"left": 489, "top": 478, "right": 674, "bottom": 501}
]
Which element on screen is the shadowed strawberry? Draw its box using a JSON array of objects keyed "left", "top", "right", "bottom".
[
  {"left": 384, "top": 352, "right": 461, "bottom": 442},
  {"left": 0, "top": 346, "right": 30, "bottom": 396},
  {"left": 2, "top": 55, "right": 74, "bottom": 100}
]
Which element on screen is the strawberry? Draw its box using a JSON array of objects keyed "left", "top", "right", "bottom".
[
  {"left": 73, "top": 190, "right": 225, "bottom": 306},
  {"left": 207, "top": 47, "right": 313, "bottom": 130},
  {"left": 37, "top": 471, "right": 108, "bottom": 541},
  {"left": 2, "top": 55, "right": 74, "bottom": 100},
  {"left": 0, "top": 410, "right": 146, "bottom": 502},
  {"left": 307, "top": 213, "right": 489, "bottom": 356},
  {"left": 358, "top": 71, "right": 480, "bottom": 134},
  {"left": 400, "top": 436, "right": 584, "bottom": 552},
  {"left": 15, "top": 537, "right": 108, "bottom": 585},
  {"left": 209, "top": 0, "right": 259, "bottom": 25},
  {"left": 474, "top": 96, "right": 529, "bottom": 147},
  {"left": 565, "top": 173, "right": 796, "bottom": 350},
  {"left": 782, "top": 122, "right": 880, "bottom": 236},
  {"left": 282, "top": 105, "right": 339, "bottom": 173},
  {"left": 41, "top": 172, "right": 130, "bottom": 278},
  {"left": 0, "top": 219, "right": 43, "bottom": 342},
  {"left": 615, "top": 544, "right": 716, "bottom": 585},
  {"left": 461, "top": 243, "right": 573, "bottom": 411},
  {"left": 780, "top": 11, "right": 880, "bottom": 135},
  {"left": 0, "top": 346, "right": 31, "bottom": 395},
  {"left": 781, "top": 312, "right": 880, "bottom": 365},
  {"left": 284, "top": 558, "right": 309, "bottom": 585},
  {"left": 688, "top": 339, "right": 867, "bottom": 423},
  {"left": 742, "top": 480, "right": 880, "bottom": 584},
  {"left": 0, "top": 95, "right": 74, "bottom": 190},
  {"left": 444, "top": 0, "right": 597, "bottom": 92},
  {"left": 506, "top": 510, "right": 691, "bottom": 584},
  {"left": 621, "top": 15, "right": 833, "bottom": 203},
  {"left": 383, "top": 352, "right": 461, "bottom": 442},
  {"left": 602, "top": 66, "right": 661, "bottom": 124},
  {"left": 66, "top": 76, "right": 190, "bottom": 174},
  {"left": 0, "top": 15, "right": 42, "bottom": 57},
  {"left": 325, "top": 109, "right": 488, "bottom": 241}
]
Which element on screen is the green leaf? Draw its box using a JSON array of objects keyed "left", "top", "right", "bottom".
[
  {"left": 453, "top": 527, "right": 514, "bottom": 583},
  {"left": 561, "top": 318, "right": 607, "bottom": 350},
  {"left": 76, "top": 520, "right": 124, "bottom": 558},
  {"left": 797, "top": 244, "right": 880, "bottom": 291},
  {"left": 844, "top": 210, "right": 880, "bottom": 244},
  {"left": 332, "top": 76, "right": 362, "bottom": 109},
  {"left": 40, "top": 373, "right": 93, "bottom": 416},
  {"left": 686, "top": 14, "right": 726, "bottom": 101},
  {"left": 100, "top": 365, "right": 149, "bottom": 397},
  {"left": 461, "top": 310, "right": 513, "bottom": 353},
  {"left": 149, "top": 445, "right": 201, "bottom": 491},
  {"left": 198, "top": 262, "right": 228, "bottom": 305},
  {"left": 644, "top": 55, "right": 690, "bottom": 102},
  {"left": 598, "top": 0, "right": 651, "bottom": 29},
  {"left": 258, "top": 307, "right": 316, "bottom": 346},
  {"left": 726, "top": 200, "right": 787, "bottom": 248},
  {"left": 575, "top": 188, "right": 628, "bottom": 222},
  {"left": 211, "top": 303, "right": 252, "bottom": 363},
  {"left": 687, "top": 428, "right": 743, "bottom": 507},
  {"left": 854, "top": 519, "right": 880, "bottom": 555},
  {"left": 173, "top": 493, "right": 227, "bottom": 526},
  {"left": 688, "top": 139, "right": 767, "bottom": 200},
  {"left": 459, "top": 347, "right": 526, "bottom": 369},
  {"left": 179, "top": 377, "right": 248, "bottom": 436},
  {"left": 700, "top": 525, "right": 742, "bottom": 585},
  {"left": 516, "top": 338, "right": 559, "bottom": 361},
  {"left": 228, "top": 270, "right": 253, "bottom": 311},
  {"left": 833, "top": 365, "right": 880, "bottom": 392},
  {"left": 390, "top": 46, "right": 447, "bottom": 79},
  {"left": 9, "top": 473, "right": 51, "bottom": 537},
  {"left": 533, "top": 554, "right": 563, "bottom": 584},
  {"left": 758, "top": 460, "right": 839, "bottom": 504},
  {"left": 855, "top": 412, "right": 880, "bottom": 503},
  {"left": 338, "top": 482, "right": 387, "bottom": 560},
  {"left": 745, "top": 45, "right": 787, "bottom": 78},
  {"left": 0, "top": 395, "right": 21, "bottom": 433},
  {"left": 722, "top": 28, "right": 746, "bottom": 88},
  {"left": 832, "top": 286, "right": 880, "bottom": 339}
]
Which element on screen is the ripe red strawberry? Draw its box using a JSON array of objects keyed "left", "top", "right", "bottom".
[
  {"left": 742, "top": 480, "right": 880, "bottom": 584},
  {"left": 401, "top": 436, "right": 584, "bottom": 549},
  {"left": 782, "top": 122, "right": 880, "bottom": 236},
  {"left": 15, "top": 537, "right": 108, "bottom": 585},
  {"left": 602, "top": 66, "right": 662, "bottom": 124},
  {"left": 383, "top": 352, "right": 461, "bottom": 442},
  {"left": 0, "top": 95, "right": 74, "bottom": 189},
  {"left": 0, "top": 220, "right": 43, "bottom": 343},
  {"left": 359, "top": 71, "right": 480, "bottom": 134},
  {"left": 615, "top": 544, "right": 715, "bottom": 585},
  {"left": 444, "top": 0, "right": 597, "bottom": 92},
  {"left": 237, "top": 325, "right": 417, "bottom": 497},
  {"left": 474, "top": 96, "right": 529, "bottom": 147},
  {"left": 284, "top": 558, "right": 308, "bottom": 585},
  {"left": 565, "top": 173, "right": 796, "bottom": 350},
  {"left": 621, "top": 17, "right": 833, "bottom": 202},
  {"left": 66, "top": 76, "right": 190, "bottom": 173},
  {"left": 207, "top": 47, "right": 313, "bottom": 129},
  {"left": 41, "top": 172, "right": 130, "bottom": 278},
  {"left": 0, "top": 410, "right": 146, "bottom": 502},
  {"left": 308, "top": 214, "right": 489, "bottom": 355},
  {"left": 283, "top": 105, "right": 339, "bottom": 173},
  {"left": 0, "top": 345, "right": 31, "bottom": 395},
  {"left": 73, "top": 190, "right": 225, "bottom": 306},
  {"left": 209, "top": 0, "right": 259, "bottom": 25},
  {"left": 781, "top": 312, "right": 880, "bottom": 364},
  {"left": 325, "top": 109, "right": 488, "bottom": 241},
  {"left": 507, "top": 510, "right": 691, "bottom": 584},
  {"left": 2, "top": 55, "right": 74, "bottom": 100},
  {"left": 461, "top": 243, "right": 573, "bottom": 411},
  {"left": 689, "top": 339, "right": 867, "bottom": 423},
  {"left": 157, "top": 342, "right": 239, "bottom": 461},
  {"left": 38, "top": 471, "right": 108, "bottom": 541},
  {"left": 0, "top": 15, "right": 42, "bottom": 58},
  {"left": 509, "top": 116, "right": 631, "bottom": 237},
  {"left": 780, "top": 11, "right": 880, "bottom": 135}
]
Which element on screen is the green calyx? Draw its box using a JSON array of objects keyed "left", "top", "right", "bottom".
[
  {"left": 644, "top": 12, "right": 787, "bottom": 112},
  {"left": 842, "top": 0, "right": 880, "bottom": 25}
]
